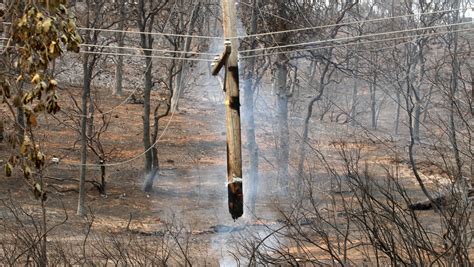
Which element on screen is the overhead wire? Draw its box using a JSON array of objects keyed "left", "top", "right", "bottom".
[
  {"left": 241, "top": 6, "right": 472, "bottom": 40},
  {"left": 0, "top": 6, "right": 191, "bottom": 167},
  {"left": 240, "top": 21, "right": 473, "bottom": 54},
  {"left": 1, "top": 7, "right": 470, "bottom": 40},
  {"left": 76, "top": 25, "right": 224, "bottom": 40},
  {"left": 80, "top": 50, "right": 216, "bottom": 62},
  {"left": 0, "top": 21, "right": 224, "bottom": 40},
  {"left": 80, "top": 43, "right": 219, "bottom": 57},
  {"left": 249, "top": 1, "right": 470, "bottom": 162},
  {"left": 49, "top": 65, "right": 181, "bottom": 167},
  {"left": 0, "top": 40, "right": 216, "bottom": 62},
  {"left": 57, "top": 2, "right": 202, "bottom": 119},
  {"left": 0, "top": 6, "right": 471, "bottom": 167},
  {"left": 2, "top": 26, "right": 471, "bottom": 61},
  {"left": 0, "top": 34, "right": 466, "bottom": 165},
  {"left": 292, "top": 49, "right": 473, "bottom": 159},
  {"left": 0, "top": 47, "right": 216, "bottom": 62},
  {"left": 239, "top": 27, "right": 474, "bottom": 59},
  {"left": 64, "top": 1, "right": 183, "bottom": 167},
  {"left": 59, "top": 99, "right": 180, "bottom": 168},
  {"left": 62, "top": 87, "right": 142, "bottom": 118}
]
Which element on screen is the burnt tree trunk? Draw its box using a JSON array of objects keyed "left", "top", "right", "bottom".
[
  {"left": 114, "top": 0, "right": 125, "bottom": 96},
  {"left": 273, "top": 3, "right": 290, "bottom": 191},
  {"left": 142, "top": 54, "right": 153, "bottom": 175},
  {"left": 350, "top": 71, "right": 358, "bottom": 127},
  {"left": 171, "top": 2, "right": 200, "bottom": 113},
  {"left": 297, "top": 61, "right": 332, "bottom": 190},
  {"left": 100, "top": 159, "right": 106, "bottom": 194},
  {"left": 413, "top": 101, "right": 421, "bottom": 142},
  {"left": 143, "top": 103, "right": 169, "bottom": 192},
  {"left": 395, "top": 89, "right": 401, "bottom": 135},
  {"left": 78, "top": 53, "right": 91, "bottom": 216},
  {"left": 275, "top": 55, "right": 289, "bottom": 191},
  {"left": 370, "top": 73, "right": 377, "bottom": 130},
  {"left": 137, "top": 0, "right": 157, "bottom": 183}
]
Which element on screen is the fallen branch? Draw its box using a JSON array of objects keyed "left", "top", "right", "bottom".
[{"left": 408, "top": 189, "right": 474, "bottom": 211}]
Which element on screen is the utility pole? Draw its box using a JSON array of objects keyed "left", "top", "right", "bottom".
[{"left": 212, "top": 0, "right": 243, "bottom": 220}]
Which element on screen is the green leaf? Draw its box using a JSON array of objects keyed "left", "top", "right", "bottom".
[
  {"left": 58, "top": 4, "right": 67, "bottom": 14},
  {"left": 31, "top": 74, "right": 41, "bottom": 84},
  {"left": 23, "top": 165, "right": 31, "bottom": 179},
  {"left": 35, "top": 151, "right": 45, "bottom": 168},
  {"left": 33, "top": 183, "right": 42, "bottom": 199},
  {"left": 27, "top": 113, "right": 38, "bottom": 127},
  {"left": 22, "top": 92, "right": 34, "bottom": 104},
  {"left": 36, "top": 12, "right": 45, "bottom": 22},
  {"left": 17, "top": 15, "right": 28, "bottom": 27},
  {"left": 5, "top": 163, "right": 12, "bottom": 177},
  {"left": 33, "top": 103, "right": 45, "bottom": 113},
  {"left": 42, "top": 18, "right": 53, "bottom": 32},
  {"left": 67, "top": 18, "right": 76, "bottom": 32}
]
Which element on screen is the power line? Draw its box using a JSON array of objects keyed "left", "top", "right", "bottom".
[
  {"left": 2, "top": 27, "right": 471, "bottom": 61},
  {"left": 1, "top": 21, "right": 224, "bottom": 40},
  {"left": 77, "top": 25, "right": 224, "bottom": 40},
  {"left": 62, "top": 104, "right": 178, "bottom": 168},
  {"left": 0, "top": 45, "right": 216, "bottom": 62},
  {"left": 239, "top": 27, "right": 474, "bottom": 59},
  {"left": 80, "top": 50, "right": 215, "bottom": 62},
  {"left": 43, "top": 47, "right": 471, "bottom": 167},
  {"left": 3, "top": 26, "right": 471, "bottom": 61},
  {"left": 80, "top": 43, "right": 219, "bottom": 57},
  {"left": 0, "top": 43, "right": 182, "bottom": 167},
  {"left": 59, "top": 85, "right": 181, "bottom": 168},
  {"left": 295, "top": 71, "right": 408, "bottom": 157},
  {"left": 252, "top": 3, "right": 469, "bottom": 161},
  {"left": 293, "top": 51, "right": 472, "bottom": 160},
  {"left": 240, "top": 21, "right": 473, "bottom": 54},
  {"left": 242, "top": 7, "right": 472, "bottom": 40},
  {"left": 2, "top": 7, "right": 470, "bottom": 41},
  {"left": 63, "top": 87, "right": 142, "bottom": 118}
]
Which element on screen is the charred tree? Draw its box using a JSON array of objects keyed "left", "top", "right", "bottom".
[
  {"left": 114, "top": 0, "right": 126, "bottom": 96},
  {"left": 273, "top": 1, "right": 290, "bottom": 192},
  {"left": 138, "top": 0, "right": 156, "bottom": 176},
  {"left": 76, "top": 0, "right": 121, "bottom": 215},
  {"left": 138, "top": 0, "right": 169, "bottom": 192},
  {"left": 77, "top": 52, "right": 91, "bottom": 216},
  {"left": 296, "top": 1, "right": 356, "bottom": 189},
  {"left": 171, "top": 1, "right": 201, "bottom": 113}
]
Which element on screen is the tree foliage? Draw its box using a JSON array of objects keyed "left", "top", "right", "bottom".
[{"left": 1, "top": 1, "right": 81, "bottom": 197}]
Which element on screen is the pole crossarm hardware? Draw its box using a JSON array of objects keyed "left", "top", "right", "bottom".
[
  {"left": 212, "top": 0, "right": 243, "bottom": 220},
  {"left": 211, "top": 41, "right": 231, "bottom": 76}
]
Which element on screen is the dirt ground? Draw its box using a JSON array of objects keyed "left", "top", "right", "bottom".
[
  {"left": 0, "top": 85, "right": 294, "bottom": 265},
  {"left": 0, "top": 80, "right": 471, "bottom": 265}
]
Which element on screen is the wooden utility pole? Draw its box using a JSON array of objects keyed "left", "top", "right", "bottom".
[{"left": 212, "top": 0, "right": 243, "bottom": 220}]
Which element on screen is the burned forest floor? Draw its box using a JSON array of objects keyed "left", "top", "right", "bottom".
[
  {"left": 0, "top": 86, "right": 290, "bottom": 266},
  {"left": 0, "top": 84, "right": 472, "bottom": 266}
]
